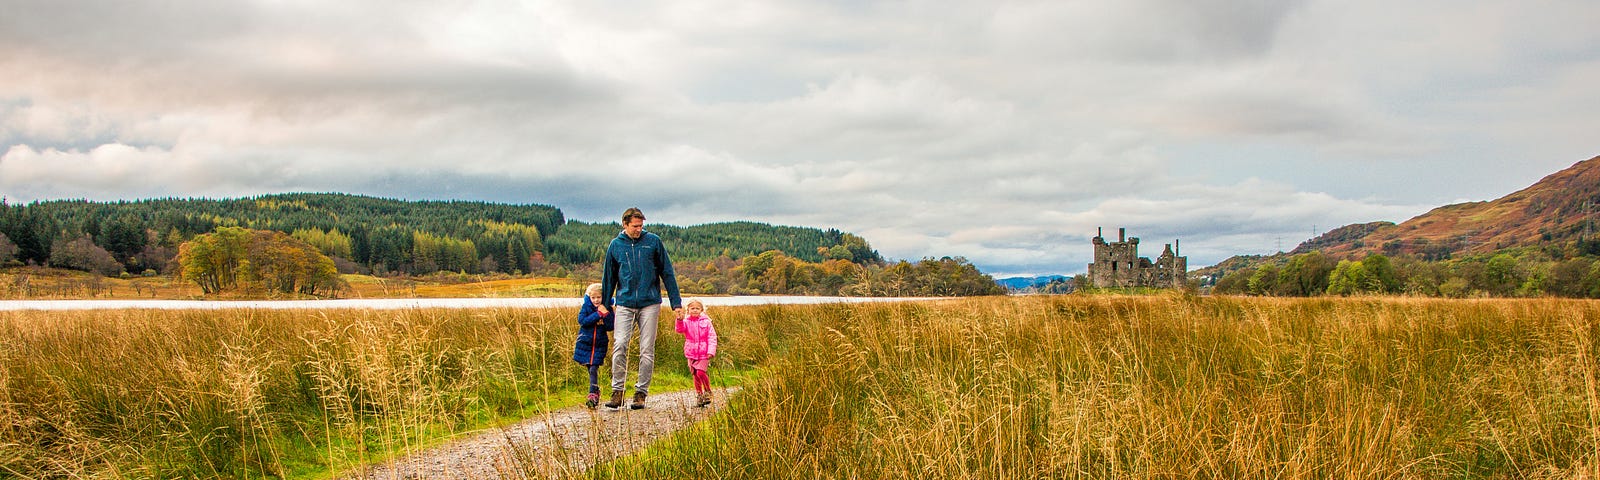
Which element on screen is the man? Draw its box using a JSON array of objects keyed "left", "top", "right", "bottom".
[{"left": 601, "top": 207, "right": 683, "bottom": 409}]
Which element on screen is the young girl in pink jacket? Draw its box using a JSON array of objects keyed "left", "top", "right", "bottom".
[{"left": 675, "top": 299, "right": 718, "bottom": 407}]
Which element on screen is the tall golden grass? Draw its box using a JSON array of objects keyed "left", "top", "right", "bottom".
[
  {"left": 591, "top": 296, "right": 1600, "bottom": 479},
  {"left": 4, "top": 296, "right": 1598, "bottom": 479},
  {"left": 0, "top": 305, "right": 729, "bottom": 478}
]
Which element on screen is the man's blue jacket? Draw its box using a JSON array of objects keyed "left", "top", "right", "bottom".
[{"left": 601, "top": 230, "right": 682, "bottom": 310}]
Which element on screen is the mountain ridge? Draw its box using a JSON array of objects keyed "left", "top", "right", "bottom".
[
  {"left": 1321, "top": 154, "right": 1600, "bottom": 259},
  {"left": 1203, "top": 154, "right": 1600, "bottom": 278}
]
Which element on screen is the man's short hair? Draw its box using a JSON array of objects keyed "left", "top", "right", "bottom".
[{"left": 622, "top": 207, "right": 646, "bottom": 223}]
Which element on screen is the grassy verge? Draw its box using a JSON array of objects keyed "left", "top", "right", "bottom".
[
  {"left": 0, "top": 305, "right": 779, "bottom": 478},
  {"left": 9, "top": 296, "right": 1597, "bottom": 478},
  {"left": 591, "top": 295, "right": 1600, "bottom": 479}
]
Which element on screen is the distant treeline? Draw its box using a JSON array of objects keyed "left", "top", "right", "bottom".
[
  {"left": 1207, "top": 242, "right": 1600, "bottom": 298},
  {"left": 544, "top": 220, "right": 882, "bottom": 266},
  {"left": 0, "top": 193, "right": 1003, "bottom": 296},
  {"left": 0, "top": 193, "right": 561, "bottom": 276}
]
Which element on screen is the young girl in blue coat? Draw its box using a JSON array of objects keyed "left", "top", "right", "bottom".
[{"left": 573, "top": 283, "right": 613, "bottom": 408}]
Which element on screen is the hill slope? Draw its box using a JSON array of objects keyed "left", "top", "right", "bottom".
[
  {"left": 1199, "top": 154, "right": 1600, "bottom": 279},
  {"left": 1312, "top": 155, "right": 1600, "bottom": 259}
]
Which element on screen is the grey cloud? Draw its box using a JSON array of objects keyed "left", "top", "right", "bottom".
[
  {"left": 3, "top": 0, "right": 1596, "bottom": 278},
  {"left": 987, "top": 0, "right": 1309, "bottom": 63},
  {"left": 0, "top": 97, "right": 124, "bottom": 151},
  {"left": 1, "top": 1, "right": 620, "bottom": 120},
  {"left": 0, "top": 1, "right": 255, "bottom": 57}
]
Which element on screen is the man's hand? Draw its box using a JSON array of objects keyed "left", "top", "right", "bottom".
[{"left": 674, "top": 307, "right": 685, "bottom": 319}]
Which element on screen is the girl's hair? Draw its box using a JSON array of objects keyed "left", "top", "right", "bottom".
[
  {"left": 686, "top": 298, "right": 704, "bottom": 310},
  {"left": 586, "top": 283, "right": 602, "bottom": 296}
]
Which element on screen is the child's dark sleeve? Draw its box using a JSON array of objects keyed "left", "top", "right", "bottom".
[{"left": 579, "top": 303, "right": 603, "bottom": 327}]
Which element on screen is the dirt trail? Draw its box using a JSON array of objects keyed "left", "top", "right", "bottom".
[{"left": 340, "top": 387, "right": 738, "bottom": 480}]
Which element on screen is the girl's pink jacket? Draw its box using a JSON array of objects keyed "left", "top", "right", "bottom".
[{"left": 675, "top": 314, "right": 718, "bottom": 361}]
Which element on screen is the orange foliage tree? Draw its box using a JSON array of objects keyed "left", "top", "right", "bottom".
[{"left": 177, "top": 227, "right": 345, "bottom": 296}]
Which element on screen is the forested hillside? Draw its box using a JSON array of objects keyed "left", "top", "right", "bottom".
[
  {"left": 0, "top": 193, "right": 1007, "bottom": 297},
  {"left": 0, "top": 193, "right": 875, "bottom": 275},
  {"left": 0, "top": 193, "right": 560, "bottom": 276},
  {"left": 545, "top": 220, "right": 881, "bottom": 265}
]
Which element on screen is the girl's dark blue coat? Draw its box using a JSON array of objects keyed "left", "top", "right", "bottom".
[{"left": 572, "top": 295, "right": 614, "bottom": 366}]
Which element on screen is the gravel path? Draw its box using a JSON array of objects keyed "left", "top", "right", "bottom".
[{"left": 340, "top": 387, "right": 739, "bottom": 480}]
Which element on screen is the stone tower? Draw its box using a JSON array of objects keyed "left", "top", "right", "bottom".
[{"left": 1087, "top": 227, "right": 1188, "bottom": 289}]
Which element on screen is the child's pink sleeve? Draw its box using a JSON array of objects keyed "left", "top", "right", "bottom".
[
  {"left": 708, "top": 320, "right": 718, "bottom": 357},
  {"left": 674, "top": 317, "right": 687, "bottom": 335}
]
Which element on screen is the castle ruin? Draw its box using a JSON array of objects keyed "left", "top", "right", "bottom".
[{"left": 1088, "top": 227, "right": 1188, "bottom": 289}]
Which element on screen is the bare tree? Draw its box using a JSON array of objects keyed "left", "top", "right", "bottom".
[
  {"left": 48, "top": 234, "right": 124, "bottom": 276},
  {"left": 0, "top": 232, "right": 19, "bottom": 266}
]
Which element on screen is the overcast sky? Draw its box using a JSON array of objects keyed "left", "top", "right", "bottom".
[{"left": 3, "top": 1, "right": 1598, "bottom": 277}]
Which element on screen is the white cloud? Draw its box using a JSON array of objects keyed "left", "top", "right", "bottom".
[{"left": 2, "top": 0, "right": 1597, "bottom": 277}]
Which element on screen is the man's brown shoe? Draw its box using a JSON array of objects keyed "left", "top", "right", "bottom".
[
  {"left": 604, "top": 390, "right": 624, "bottom": 409},
  {"left": 629, "top": 391, "right": 647, "bottom": 410}
]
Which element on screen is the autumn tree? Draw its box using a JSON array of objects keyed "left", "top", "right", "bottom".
[
  {"left": 49, "top": 233, "right": 125, "bottom": 276},
  {"left": 243, "top": 230, "right": 343, "bottom": 295},
  {"left": 740, "top": 250, "right": 781, "bottom": 289},
  {"left": 176, "top": 227, "right": 251, "bottom": 294},
  {"left": 177, "top": 227, "right": 344, "bottom": 296},
  {"left": 292, "top": 227, "right": 354, "bottom": 259}
]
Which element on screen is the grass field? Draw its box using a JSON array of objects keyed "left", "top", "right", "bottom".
[
  {"left": 0, "top": 266, "right": 200, "bottom": 299},
  {"left": 3, "top": 295, "right": 1597, "bottom": 478},
  {"left": 0, "top": 266, "right": 588, "bottom": 300},
  {"left": 586, "top": 296, "right": 1599, "bottom": 479},
  {"left": 0, "top": 305, "right": 759, "bottom": 478}
]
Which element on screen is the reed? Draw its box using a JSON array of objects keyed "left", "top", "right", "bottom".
[{"left": 593, "top": 296, "right": 1600, "bottom": 479}]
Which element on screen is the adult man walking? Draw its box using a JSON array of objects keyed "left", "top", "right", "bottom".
[{"left": 601, "top": 207, "right": 683, "bottom": 409}]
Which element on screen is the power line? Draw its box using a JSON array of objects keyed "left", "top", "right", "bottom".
[{"left": 1585, "top": 200, "right": 1593, "bottom": 241}]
